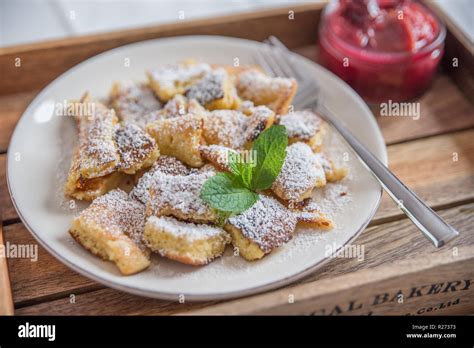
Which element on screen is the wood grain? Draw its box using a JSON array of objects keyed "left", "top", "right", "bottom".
[
  {"left": 0, "top": 91, "right": 38, "bottom": 153},
  {"left": 0, "top": 3, "right": 324, "bottom": 95},
  {"left": 0, "top": 217, "right": 14, "bottom": 315},
  {"left": 373, "top": 76, "right": 474, "bottom": 145},
  {"left": 372, "top": 129, "right": 474, "bottom": 224},
  {"left": 0, "top": 155, "right": 15, "bottom": 222},
  {"left": 3, "top": 222, "right": 97, "bottom": 306},
  {"left": 16, "top": 287, "right": 216, "bottom": 315},
  {"left": 1, "top": 4, "right": 473, "bottom": 316},
  {"left": 190, "top": 246, "right": 474, "bottom": 315},
  {"left": 296, "top": 203, "right": 474, "bottom": 285},
  {"left": 13, "top": 203, "right": 474, "bottom": 315},
  {"left": 425, "top": 1, "right": 474, "bottom": 103}
]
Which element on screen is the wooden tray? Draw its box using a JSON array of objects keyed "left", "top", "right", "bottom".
[{"left": 0, "top": 3, "right": 473, "bottom": 315}]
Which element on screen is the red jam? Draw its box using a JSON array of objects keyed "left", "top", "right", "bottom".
[{"left": 318, "top": 0, "right": 446, "bottom": 103}]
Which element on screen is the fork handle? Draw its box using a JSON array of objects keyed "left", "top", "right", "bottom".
[{"left": 316, "top": 105, "right": 459, "bottom": 247}]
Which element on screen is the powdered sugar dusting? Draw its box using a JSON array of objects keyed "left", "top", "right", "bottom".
[
  {"left": 244, "top": 105, "right": 274, "bottom": 142},
  {"left": 272, "top": 142, "right": 326, "bottom": 201},
  {"left": 186, "top": 68, "right": 226, "bottom": 105},
  {"left": 77, "top": 104, "right": 119, "bottom": 177},
  {"left": 203, "top": 110, "right": 247, "bottom": 148},
  {"left": 134, "top": 127, "right": 355, "bottom": 280},
  {"left": 311, "top": 183, "right": 352, "bottom": 220},
  {"left": 238, "top": 69, "right": 293, "bottom": 94},
  {"left": 199, "top": 144, "right": 237, "bottom": 171},
  {"left": 57, "top": 57, "right": 367, "bottom": 286},
  {"left": 130, "top": 156, "right": 193, "bottom": 205},
  {"left": 203, "top": 106, "right": 273, "bottom": 149},
  {"left": 147, "top": 216, "right": 227, "bottom": 241},
  {"left": 111, "top": 83, "right": 162, "bottom": 129},
  {"left": 148, "top": 170, "right": 216, "bottom": 219},
  {"left": 228, "top": 195, "right": 297, "bottom": 253},
  {"left": 150, "top": 62, "right": 211, "bottom": 90},
  {"left": 115, "top": 123, "right": 156, "bottom": 171},
  {"left": 279, "top": 110, "right": 322, "bottom": 140},
  {"left": 77, "top": 188, "right": 147, "bottom": 250},
  {"left": 157, "top": 95, "right": 188, "bottom": 118}
]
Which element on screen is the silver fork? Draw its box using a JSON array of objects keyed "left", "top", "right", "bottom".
[{"left": 254, "top": 36, "right": 459, "bottom": 248}]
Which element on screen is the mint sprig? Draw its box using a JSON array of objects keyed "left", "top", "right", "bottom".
[
  {"left": 200, "top": 172, "right": 258, "bottom": 213},
  {"left": 251, "top": 125, "right": 288, "bottom": 190},
  {"left": 200, "top": 125, "right": 288, "bottom": 221}
]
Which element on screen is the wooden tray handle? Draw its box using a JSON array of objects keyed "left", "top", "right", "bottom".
[{"left": 0, "top": 213, "right": 14, "bottom": 315}]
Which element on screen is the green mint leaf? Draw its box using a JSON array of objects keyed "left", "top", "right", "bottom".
[
  {"left": 227, "top": 151, "right": 241, "bottom": 177},
  {"left": 200, "top": 172, "right": 259, "bottom": 213},
  {"left": 227, "top": 151, "right": 253, "bottom": 189},
  {"left": 251, "top": 125, "right": 288, "bottom": 190},
  {"left": 239, "top": 164, "right": 253, "bottom": 188}
]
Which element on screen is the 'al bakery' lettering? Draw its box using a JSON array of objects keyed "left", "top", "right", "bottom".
[
  {"left": 373, "top": 279, "right": 472, "bottom": 305},
  {"left": 309, "top": 278, "right": 472, "bottom": 316}
]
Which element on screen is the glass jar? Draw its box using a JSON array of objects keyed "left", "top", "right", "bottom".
[{"left": 318, "top": 0, "right": 446, "bottom": 103}]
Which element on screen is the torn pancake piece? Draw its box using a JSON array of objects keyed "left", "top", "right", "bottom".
[
  {"left": 65, "top": 150, "right": 123, "bottom": 201},
  {"left": 202, "top": 106, "right": 274, "bottom": 149},
  {"left": 130, "top": 156, "right": 193, "bottom": 205},
  {"left": 75, "top": 102, "right": 120, "bottom": 178},
  {"left": 202, "top": 110, "right": 247, "bottom": 149},
  {"left": 109, "top": 82, "right": 162, "bottom": 129},
  {"left": 69, "top": 189, "right": 150, "bottom": 275},
  {"left": 152, "top": 94, "right": 207, "bottom": 119},
  {"left": 115, "top": 123, "right": 160, "bottom": 174},
  {"left": 199, "top": 144, "right": 238, "bottom": 172},
  {"left": 291, "top": 200, "right": 334, "bottom": 230},
  {"left": 64, "top": 100, "right": 122, "bottom": 200},
  {"left": 317, "top": 153, "right": 348, "bottom": 183},
  {"left": 225, "top": 195, "right": 297, "bottom": 261},
  {"left": 144, "top": 216, "right": 230, "bottom": 266},
  {"left": 147, "top": 170, "right": 217, "bottom": 223},
  {"left": 278, "top": 110, "right": 326, "bottom": 152},
  {"left": 146, "top": 113, "right": 204, "bottom": 167},
  {"left": 185, "top": 68, "right": 239, "bottom": 110},
  {"left": 272, "top": 142, "right": 327, "bottom": 203},
  {"left": 147, "top": 60, "right": 211, "bottom": 102},
  {"left": 236, "top": 69, "right": 297, "bottom": 114}
]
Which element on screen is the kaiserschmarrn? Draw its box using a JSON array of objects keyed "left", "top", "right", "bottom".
[{"left": 64, "top": 59, "right": 348, "bottom": 274}]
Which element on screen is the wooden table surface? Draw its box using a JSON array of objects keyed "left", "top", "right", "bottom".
[{"left": 0, "top": 4, "right": 473, "bottom": 315}]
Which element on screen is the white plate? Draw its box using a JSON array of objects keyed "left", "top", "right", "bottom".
[{"left": 7, "top": 36, "right": 387, "bottom": 301}]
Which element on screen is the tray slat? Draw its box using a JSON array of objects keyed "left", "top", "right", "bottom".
[
  {"left": 191, "top": 246, "right": 474, "bottom": 315},
  {"left": 425, "top": 1, "right": 474, "bottom": 103},
  {"left": 0, "top": 91, "right": 37, "bottom": 152},
  {"left": 0, "top": 219, "right": 14, "bottom": 315},
  {"left": 372, "top": 129, "right": 474, "bottom": 224},
  {"left": 0, "top": 4, "right": 324, "bottom": 95},
  {"left": 0, "top": 3, "right": 473, "bottom": 315}
]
